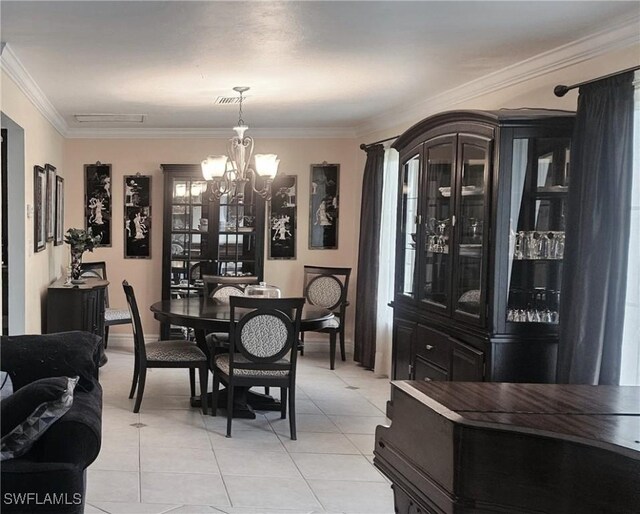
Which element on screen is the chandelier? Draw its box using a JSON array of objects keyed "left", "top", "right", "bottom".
[{"left": 201, "top": 87, "right": 280, "bottom": 202}]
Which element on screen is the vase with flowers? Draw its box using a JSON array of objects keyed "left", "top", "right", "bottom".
[{"left": 64, "top": 228, "right": 101, "bottom": 282}]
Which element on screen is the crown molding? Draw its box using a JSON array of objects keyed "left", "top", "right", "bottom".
[
  {"left": 357, "top": 15, "right": 640, "bottom": 137},
  {"left": 0, "top": 43, "right": 68, "bottom": 136},
  {"left": 64, "top": 126, "right": 358, "bottom": 139}
]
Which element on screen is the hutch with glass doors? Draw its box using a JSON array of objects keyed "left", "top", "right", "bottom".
[
  {"left": 389, "top": 109, "right": 574, "bottom": 413},
  {"left": 161, "top": 164, "right": 265, "bottom": 339}
]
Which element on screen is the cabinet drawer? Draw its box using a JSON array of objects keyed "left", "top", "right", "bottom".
[
  {"left": 415, "top": 325, "right": 451, "bottom": 370},
  {"left": 414, "top": 357, "right": 448, "bottom": 383}
]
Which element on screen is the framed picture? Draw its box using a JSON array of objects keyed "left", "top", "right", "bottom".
[
  {"left": 124, "top": 175, "right": 151, "bottom": 258},
  {"left": 33, "top": 165, "right": 46, "bottom": 252},
  {"left": 268, "top": 174, "right": 297, "bottom": 259},
  {"left": 54, "top": 175, "right": 64, "bottom": 246},
  {"left": 84, "top": 162, "right": 112, "bottom": 246},
  {"left": 45, "top": 164, "right": 56, "bottom": 242},
  {"left": 309, "top": 162, "right": 339, "bottom": 249}
]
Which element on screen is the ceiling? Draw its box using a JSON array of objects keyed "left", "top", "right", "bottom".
[{"left": 1, "top": 1, "right": 638, "bottom": 134}]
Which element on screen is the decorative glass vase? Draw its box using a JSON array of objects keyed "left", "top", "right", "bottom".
[{"left": 70, "top": 249, "right": 84, "bottom": 280}]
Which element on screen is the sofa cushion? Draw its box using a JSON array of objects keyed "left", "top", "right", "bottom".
[{"left": 1, "top": 376, "right": 78, "bottom": 461}]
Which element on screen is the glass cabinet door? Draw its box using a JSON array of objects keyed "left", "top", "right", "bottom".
[
  {"left": 399, "top": 154, "right": 420, "bottom": 298},
  {"left": 215, "top": 186, "right": 259, "bottom": 277},
  {"left": 421, "top": 139, "right": 455, "bottom": 309},
  {"left": 169, "top": 178, "right": 209, "bottom": 298},
  {"left": 506, "top": 137, "right": 570, "bottom": 325},
  {"left": 453, "top": 138, "right": 489, "bottom": 318}
]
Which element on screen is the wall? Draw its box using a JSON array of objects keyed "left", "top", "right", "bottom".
[
  {"left": 63, "top": 137, "right": 361, "bottom": 344},
  {"left": 0, "top": 69, "right": 65, "bottom": 333}
]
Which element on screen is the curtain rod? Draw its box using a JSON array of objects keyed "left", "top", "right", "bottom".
[
  {"left": 554, "top": 64, "right": 640, "bottom": 97},
  {"left": 359, "top": 135, "right": 399, "bottom": 150}
]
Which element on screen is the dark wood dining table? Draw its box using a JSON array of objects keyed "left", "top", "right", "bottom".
[{"left": 150, "top": 296, "right": 334, "bottom": 418}]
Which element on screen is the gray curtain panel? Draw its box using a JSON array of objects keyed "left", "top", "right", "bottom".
[
  {"left": 557, "top": 72, "right": 635, "bottom": 385},
  {"left": 354, "top": 144, "right": 385, "bottom": 369}
]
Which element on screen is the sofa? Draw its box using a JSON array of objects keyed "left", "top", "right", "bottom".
[{"left": 1, "top": 331, "right": 103, "bottom": 514}]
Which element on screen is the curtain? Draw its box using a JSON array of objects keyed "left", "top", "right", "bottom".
[
  {"left": 374, "top": 147, "right": 399, "bottom": 376},
  {"left": 354, "top": 144, "right": 385, "bottom": 369},
  {"left": 557, "top": 72, "right": 635, "bottom": 385}
]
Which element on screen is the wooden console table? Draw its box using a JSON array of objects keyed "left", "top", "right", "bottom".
[{"left": 46, "top": 277, "right": 109, "bottom": 365}]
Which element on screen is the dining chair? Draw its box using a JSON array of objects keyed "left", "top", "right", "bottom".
[
  {"left": 301, "top": 266, "right": 351, "bottom": 370},
  {"left": 80, "top": 261, "right": 132, "bottom": 348},
  {"left": 211, "top": 296, "right": 305, "bottom": 439},
  {"left": 122, "top": 280, "right": 209, "bottom": 414}
]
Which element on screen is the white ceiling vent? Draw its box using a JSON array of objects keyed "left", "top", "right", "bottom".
[
  {"left": 74, "top": 114, "right": 145, "bottom": 123},
  {"left": 214, "top": 96, "right": 247, "bottom": 106}
]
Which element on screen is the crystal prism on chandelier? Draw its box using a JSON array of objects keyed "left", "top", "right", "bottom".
[{"left": 202, "top": 87, "right": 280, "bottom": 201}]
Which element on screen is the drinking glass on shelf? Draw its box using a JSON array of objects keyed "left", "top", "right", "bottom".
[
  {"left": 537, "top": 232, "right": 549, "bottom": 259},
  {"left": 514, "top": 231, "right": 525, "bottom": 259}
]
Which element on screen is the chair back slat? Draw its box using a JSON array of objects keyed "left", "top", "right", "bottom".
[
  {"left": 203, "top": 275, "right": 259, "bottom": 298},
  {"left": 211, "top": 285, "right": 245, "bottom": 303},
  {"left": 122, "top": 280, "right": 147, "bottom": 361}
]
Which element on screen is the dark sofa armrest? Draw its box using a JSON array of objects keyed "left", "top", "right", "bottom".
[
  {"left": 29, "top": 385, "right": 102, "bottom": 468},
  {"left": 0, "top": 331, "right": 101, "bottom": 391}
]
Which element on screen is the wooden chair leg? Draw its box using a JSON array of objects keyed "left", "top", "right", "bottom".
[
  {"left": 129, "top": 350, "right": 139, "bottom": 399},
  {"left": 264, "top": 386, "right": 270, "bottom": 395},
  {"left": 198, "top": 365, "right": 208, "bottom": 415},
  {"left": 299, "top": 332, "right": 305, "bottom": 356},
  {"left": 329, "top": 331, "right": 337, "bottom": 370},
  {"left": 189, "top": 368, "right": 196, "bottom": 397},
  {"left": 288, "top": 385, "right": 296, "bottom": 440},
  {"left": 133, "top": 367, "right": 147, "bottom": 413},
  {"left": 339, "top": 325, "right": 346, "bottom": 361},
  {"left": 226, "top": 383, "right": 234, "bottom": 438},
  {"left": 211, "top": 370, "right": 219, "bottom": 417},
  {"left": 104, "top": 326, "right": 110, "bottom": 349},
  {"left": 280, "top": 387, "right": 287, "bottom": 419}
]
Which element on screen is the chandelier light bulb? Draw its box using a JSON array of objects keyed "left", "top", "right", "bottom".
[{"left": 254, "top": 154, "right": 280, "bottom": 179}]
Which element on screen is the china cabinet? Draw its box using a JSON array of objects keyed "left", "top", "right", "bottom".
[
  {"left": 390, "top": 109, "right": 574, "bottom": 413},
  {"left": 161, "top": 164, "right": 265, "bottom": 339}
]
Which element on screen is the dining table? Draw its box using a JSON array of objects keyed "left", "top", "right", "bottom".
[{"left": 150, "top": 296, "right": 334, "bottom": 418}]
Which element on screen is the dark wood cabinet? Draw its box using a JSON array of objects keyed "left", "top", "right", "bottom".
[
  {"left": 160, "top": 164, "right": 265, "bottom": 339},
  {"left": 46, "top": 277, "right": 108, "bottom": 363},
  {"left": 390, "top": 109, "right": 575, "bottom": 413}
]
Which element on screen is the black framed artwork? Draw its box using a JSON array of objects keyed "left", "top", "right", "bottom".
[
  {"left": 84, "top": 162, "right": 112, "bottom": 246},
  {"left": 309, "top": 162, "right": 339, "bottom": 249},
  {"left": 54, "top": 175, "right": 64, "bottom": 246},
  {"left": 124, "top": 174, "right": 151, "bottom": 258},
  {"left": 45, "top": 163, "right": 56, "bottom": 242},
  {"left": 268, "top": 174, "right": 297, "bottom": 259},
  {"left": 34, "top": 165, "right": 46, "bottom": 252}
]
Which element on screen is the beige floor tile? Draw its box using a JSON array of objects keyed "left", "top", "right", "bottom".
[
  {"left": 313, "top": 398, "right": 385, "bottom": 417},
  {"left": 328, "top": 415, "right": 390, "bottom": 434},
  {"left": 269, "top": 413, "right": 340, "bottom": 435},
  {"left": 291, "top": 453, "right": 386, "bottom": 482},
  {"left": 308, "top": 479, "right": 394, "bottom": 513},
  {"left": 86, "top": 470, "right": 139, "bottom": 503},
  {"left": 91, "top": 445, "right": 140, "bottom": 471},
  {"left": 208, "top": 428, "right": 285, "bottom": 452},
  {"left": 344, "top": 433, "right": 376, "bottom": 456},
  {"left": 204, "top": 412, "right": 273, "bottom": 433},
  {"left": 141, "top": 472, "right": 230, "bottom": 506},
  {"left": 223, "top": 476, "right": 321, "bottom": 510},
  {"left": 215, "top": 448, "right": 301, "bottom": 478},
  {"left": 140, "top": 446, "right": 220, "bottom": 474},
  {"left": 140, "top": 425, "right": 213, "bottom": 449},
  {"left": 90, "top": 502, "right": 179, "bottom": 513},
  {"left": 280, "top": 432, "right": 359, "bottom": 454}
]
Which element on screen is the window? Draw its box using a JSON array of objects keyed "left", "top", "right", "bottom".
[{"left": 620, "top": 72, "right": 640, "bottom": 386}]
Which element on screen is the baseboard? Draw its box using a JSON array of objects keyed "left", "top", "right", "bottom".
[{"left": 106, "top": 333, "right": 354, "bottom": 354}]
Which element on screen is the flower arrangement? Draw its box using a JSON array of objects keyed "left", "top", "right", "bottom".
[{"left": 64, "top": 228, "right": 101, "bottom": 280}]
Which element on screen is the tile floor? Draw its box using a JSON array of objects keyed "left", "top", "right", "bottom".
[{"left": 86, "top": 347, "right": 395, "bottom": 514}]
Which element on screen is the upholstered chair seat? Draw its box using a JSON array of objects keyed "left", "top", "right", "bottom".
[
  {"left": 214, "top": 354, "right": 290, "bottom": 377},
  {"left": 146, "top": 341, "right": 207, "bottom": 362}
]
